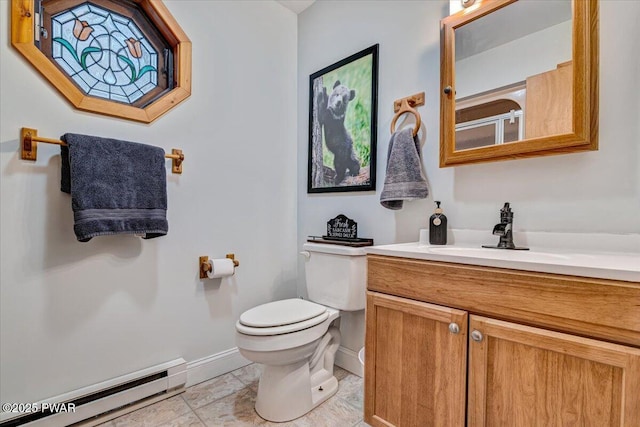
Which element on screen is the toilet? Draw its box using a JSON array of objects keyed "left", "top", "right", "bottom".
[{"left": 235, "top": 242, "right": 366, "bottom": 422}]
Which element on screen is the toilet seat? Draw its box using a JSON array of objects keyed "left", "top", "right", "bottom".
[
  {"left": 236, "top": 305, "right": 340, "bottom": 353},
  {"left": 237, "top": 299, "right": 329, "bottom": 336}
]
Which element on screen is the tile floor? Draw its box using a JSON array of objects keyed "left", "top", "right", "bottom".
[{"left": 98, "top": 364, "right": 368, "bottom": 427}]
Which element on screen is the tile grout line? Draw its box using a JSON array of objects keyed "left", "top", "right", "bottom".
[
  {"left": 229, "top": 371, "right": 250, "bottom": 386},
  {"left": 229, "top": 367, "right": 261, "bottom": 388},
  {"left": 183, "top": 393, "right": 209, "bottom": 427},
  {"left": 180, "top": 390, "right": 199, "bottom": 412},
  {"left": 177, "top": 394, "right": 202, "bottom": 423}
]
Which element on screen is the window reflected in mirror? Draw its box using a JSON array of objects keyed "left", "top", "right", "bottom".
[{"left": 455, "top": 89, "right": 524, "bottom": 150}]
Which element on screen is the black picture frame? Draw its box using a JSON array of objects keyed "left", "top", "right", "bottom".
[{"left": 308, "top": 44, "right": 378, "bottom": 193}]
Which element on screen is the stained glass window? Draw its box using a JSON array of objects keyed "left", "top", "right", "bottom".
[{"left": 37, "top": 0, "right": 173, "bottom": 107}]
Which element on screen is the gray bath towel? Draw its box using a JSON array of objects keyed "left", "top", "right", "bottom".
[
  {"left": 380, "top": 127, "right": 428, "bottom": 210},
  {"left": 60, "top": 133, "right": 168, "bottom": 242}
]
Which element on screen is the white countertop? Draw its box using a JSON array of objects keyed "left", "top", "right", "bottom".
[{"left": 366, "top": 240, "right": 640, "bottom": 282}]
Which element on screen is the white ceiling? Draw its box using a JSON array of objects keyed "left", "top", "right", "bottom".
[{"left": 276, "top": 0, "right": 316, "bottom": 14}]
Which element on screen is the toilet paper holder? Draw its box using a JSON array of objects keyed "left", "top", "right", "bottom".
[{"left": 199, "top": 254, "right": 240, "bottom": 279}]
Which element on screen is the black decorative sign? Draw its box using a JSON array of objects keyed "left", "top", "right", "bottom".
[{"left": 326, "top": 214, "right": 357, "bottom": 239}]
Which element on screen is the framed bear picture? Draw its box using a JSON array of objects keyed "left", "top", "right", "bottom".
[{"left": 308, "top": 44, "right": 379, "bottom": 193}]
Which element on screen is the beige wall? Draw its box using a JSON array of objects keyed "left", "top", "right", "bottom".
[{"left": 0, "top": 0, "right": 298, "bottom": 403}]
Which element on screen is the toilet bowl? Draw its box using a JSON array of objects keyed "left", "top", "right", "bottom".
[
  {"left": 235, "top": 243, "right": 366, "bottom": 422},
  {"left": 236, "top": 299, "right": 341, "bottom": 422}
]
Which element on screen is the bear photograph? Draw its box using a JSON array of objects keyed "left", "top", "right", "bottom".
[{"left": 308, "top": 45, "right": 378, "bottom": 193}]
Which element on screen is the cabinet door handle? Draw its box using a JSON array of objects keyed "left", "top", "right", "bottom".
[
  {"left": 448, "top": 322, "right": 460, "bottom": 334},
  {"left": 471, "top": 330, "right": 484, "bottom": 342}
]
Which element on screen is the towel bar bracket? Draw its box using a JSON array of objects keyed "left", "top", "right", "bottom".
[
  {"left": 21, "top": 127, "right": 38, "bottom": 161},
  {"left": 171, "top": 149, "right": 184, "bottom": 174},
  {"left": 22, "top": 127, "right": 66, "bottom": 161},
  {"left": 393, "top": 92, "right": 425, "bottom": 113}
]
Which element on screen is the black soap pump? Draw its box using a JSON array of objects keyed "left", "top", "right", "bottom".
[{"left": 429, "top": 201, "right": 447, "bottom": 245}]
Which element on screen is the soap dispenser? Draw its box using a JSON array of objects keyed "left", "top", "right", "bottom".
[{"left": 429, "top": 201, "right": 447, "bottom": 245}]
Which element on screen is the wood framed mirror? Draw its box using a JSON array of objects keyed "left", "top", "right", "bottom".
[{"left": 440, "top": 0, "right": 598, "bottom": 167}]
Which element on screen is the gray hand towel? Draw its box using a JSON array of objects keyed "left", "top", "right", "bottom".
[
  {"left": 380, "top": 127, "right": 428, "bottom": 210},
  {"left": 60, "top": 133, "right": 168, "bottom": 242}
]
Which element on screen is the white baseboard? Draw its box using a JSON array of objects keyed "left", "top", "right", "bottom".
[
  {"left": 335, "top": 346, "right": 363, "bottom": 377},
  {"left": 186, "top": 347, "right": 252, "bottom": 387}
]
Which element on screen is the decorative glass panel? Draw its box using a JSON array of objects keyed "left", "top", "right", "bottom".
[
  {"left": 50, "top": 3, "right": 158, "bottom": 104},
  {"left": 13, "top": 0, "right": 190, "bottom": 122}
]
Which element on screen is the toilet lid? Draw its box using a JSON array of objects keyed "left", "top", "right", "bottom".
[
  {"left": 236, "top": 311, "right": 330, "bottom": 336},
  {"left": 239, "top": 298, "right": 327, "bottom": 328}
]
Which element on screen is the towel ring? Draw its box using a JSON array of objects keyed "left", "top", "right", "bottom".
[{"left": 390, "top": 98, "right": 421, "bottom": 136}]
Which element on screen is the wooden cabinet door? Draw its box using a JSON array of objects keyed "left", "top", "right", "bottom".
[
  {"left": 525, "top": 61, "right": 573, "bottom": 139},
  {"left": 468, "top": 315, "right": 640, "bottom": 427},
  {"left": 364, "top": 291, "right": 468, "bottom": 427}
]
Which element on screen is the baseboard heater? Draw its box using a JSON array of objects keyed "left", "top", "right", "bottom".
[{"left": 0, "top": 358, "right": 186, "bottom": 427}]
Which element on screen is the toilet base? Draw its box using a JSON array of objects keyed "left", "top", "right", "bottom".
[
  {"left": 310, "top": 374, "right": 339, "bottom": 410},
  {"left": 255, "top": 362, "right": 338, "bottom": 422},
  {"left": 253, "top": 326, "right": 341, "bottom": 422}
]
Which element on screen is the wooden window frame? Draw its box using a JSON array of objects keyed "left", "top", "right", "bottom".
[{"left": 11, "top": 0, "right": 191, "bottom": 123}]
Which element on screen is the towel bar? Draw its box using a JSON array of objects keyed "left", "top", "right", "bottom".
[{"left": 20, "top": 127, "right": 185, "bottom": 174}]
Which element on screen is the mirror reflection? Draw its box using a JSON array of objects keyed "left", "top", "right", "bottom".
[{"left": 454, "top": 0, "right": 572, "bottom": 151}]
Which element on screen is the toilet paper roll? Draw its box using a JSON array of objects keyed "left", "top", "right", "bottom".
[{"left": 206, "top": 258, "right": 235, "bottom": 279}]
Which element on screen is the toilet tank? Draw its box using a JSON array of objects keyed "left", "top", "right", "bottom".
[{"left": 302, "top": 243, "right": 366, "bottom": 311}]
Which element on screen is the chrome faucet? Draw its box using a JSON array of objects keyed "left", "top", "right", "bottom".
[{"left": 483, "top": 203, "right": 529, "bottom": 250}]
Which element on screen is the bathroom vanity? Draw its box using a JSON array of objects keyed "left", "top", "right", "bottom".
[{"left": 363, "top": 244, "right": 640, "bottom": 426}]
